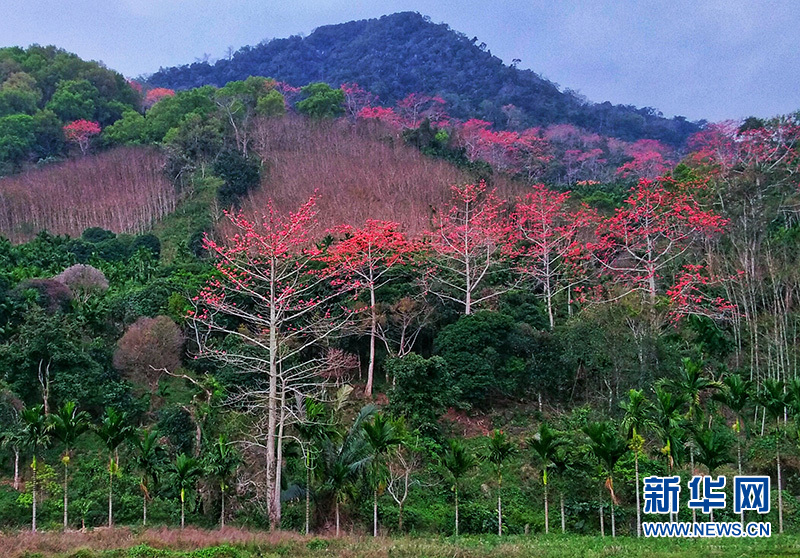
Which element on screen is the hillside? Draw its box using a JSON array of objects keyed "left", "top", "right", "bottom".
[
  {"left": 148, "top": 12, "right": 700, "bottom": 146},
  {"left": 238, "top": 115, "right": 522, "bottom": 236},
  {"left": 0, "top": 147, "right": 175, "bottom": 242}
]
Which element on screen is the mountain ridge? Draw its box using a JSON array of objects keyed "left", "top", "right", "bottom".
[{"left": 147, "top": 11, "right": 702, "bottom": 147}]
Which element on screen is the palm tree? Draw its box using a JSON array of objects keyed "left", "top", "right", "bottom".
[
  {"left": 362, "top": 412, "right": 403, "bottom": 537},
  {"left": 691, "top": 426, "right": 732, "bottom": 522},
  {"left": 712, "top": 373, "right": 751, "bottom": 523},
  {"left": 441, "top": 438, "right": 476, "bottom": 536},
  {"left": 759, "top": 378, "right": 791, "bottom": 534},
  {"left": 295, "top": 397, "right": 338, "bottom": 535},
  {"left": 620, "top": 389, "right": 654, "bottom": 537},
  {"left": 527, "top": 423, "right": 565, "bottom": 534},
  {"left": 204, "top": 434, "right": 241, "bottom": 529},
  {"left": 96, "top": 407, "right": 134, "bottom": 528},
  {"left": 51, "top": 401, "right": 89, "bottom": 529},
  {"left": 20, "top": 404, "right": 52, "bottom": 532},
  {"left": 549, "top": 447, "right": 572, "bottom": 534},
  {"left": 173, "top": 453, "right": 202, "bottom": 528},
  {"left": 651, "top": 386, "right": 686, "bottom": 472},
  {"left": 667, "top": 358, "right": 721, "bottom": 421},
  {"left": 584, "top": 421, "right": 627, "bottom": 537},
  {"left": 486, "top": 429, "right": 516, "bottom": 536},
  {"left": 320, "top": 404, "right": 374, "bottom": 536},
  {"left": 132, "top": 428, "right": 166, "bottom": 526}
]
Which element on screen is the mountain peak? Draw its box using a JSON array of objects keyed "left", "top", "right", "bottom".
[{"left": 148, "top": 12, "right": 700, "bottom": 146}]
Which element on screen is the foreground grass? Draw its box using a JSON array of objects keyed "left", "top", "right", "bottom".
[
  {"left": 2, "top": 528, "right": 800, "bottom": 558},
  {"left": 0, "top": 529, "right": 800, "bottom": 558}
]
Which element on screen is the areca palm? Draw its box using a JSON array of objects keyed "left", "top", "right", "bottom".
[
  {"left": 584, "top": 421, "right": 627, "bottom": 537},
  {"left": 712, "top": 373, "right": 752, "bottom": 518},
  {"left": 132, "top": 428, "right": 166, "bottom": 526},
  {"left": 20, "top": 404, "right": 52, "bottom": 532},
  {"left": 321, "top": 404, "right": 374, "bottom": 536},
  {"left": 651, "top": 386, "right": 686, "bottom": 472},
  {"left": 620, "top": 389, "right": 654, "bottom": 537},
  {"left": 759, "top": 378, "right": 792, "bottom": 534},
  {"left": 667, "top": 358, "right": 721, "bottom": 422},
  {"left": 96, "top": 407, "right": 134, "bottom": 527},
  {"left": 549, "top": 447, "right": 572, "bottom": 533},
  {"left": 51, "top": 400, "right": 89, "bottom": 529},
  {"left": 173, "top": 452, "right": 202, "bottom": 528},
  {"left": 528, "top": 423, "right": 565, "bottom": 534},
  {"left": 713, "top": 374, "right": 751, "bottom": 475},
  {"left": 441, "top": 438, "right": 476, "bottom": 536},
  {"left": 362, "top": 412, "right": 403, "bottom": 537},
  {"left": 295, "top": 397, "right": 338, "bottom": 534},
  {"left": 486, "top": 429, "right": 516, "bottom": 536},
  {"left": 692, "top": 426, "right": 733, "bottom": 521},
  {"left": 204, "top": 434, "right": 241, "bottom": 529}
]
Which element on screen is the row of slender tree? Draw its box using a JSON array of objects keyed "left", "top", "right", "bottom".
[
  {"left": 2, "top": 354, "right": 798, "bottom": 536},
  {"left": 1, "top": 402, "right": 240, "bottom": 532}
]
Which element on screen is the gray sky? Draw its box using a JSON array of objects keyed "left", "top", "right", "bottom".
[{"left": 2, "top": 0, "right": 798, "bottom": 122}]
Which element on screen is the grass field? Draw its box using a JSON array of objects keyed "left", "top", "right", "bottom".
[{"left": 3, "top": 528, "right": 799, "bottom": 558}]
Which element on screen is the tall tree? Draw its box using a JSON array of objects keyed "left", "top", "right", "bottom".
[
  {"left": 192, "top": 196, "right": 351, "bottom": 529},
  {"left": 20, "top": 404, "right": 52, "bottom": 532},
  {"left": 759, "top": 379, "right": 791, "bottom": 534},
  {"left": 204, "top": 434, "right": 241, "bottom": 529},
  {"left": 132, "top": 428, "right": 166, "bottom": 526},
  {"left": 362, "top": 413, "right": 403, "bottom": 537},
  {"left": 173, "top": 453, "right": 202, "bottom": 529},
  {"left": 95, "top": 407, "right": 133, "bottom": 528},
  {"left": 620, "top": 390, "right": 654, "bottom": 537},
  {"left": 441, "top": 439, "right": 476, "bottom": 536},
  {"left": 593, "top": 178, "right": 726, "bottom": 319},
  {"left": 584, "top": 421, "right": 628, "bottom": 537},
  {"left": 486, "top": 429, "right": 516, "bottom": 536},
  {"left": 51, "top": 401, "right": 89, "bottom": 529},
  {"left": 324, "top": 220, "right": 416, "bottom": 397},
  {"left": 512, "top": 184, "right": 588, "bottom": 328},
  {"left": 426, "top": 182, "right": 514, "bottom": 315},
  {"left": 528, "top": 422, "right": 566, "bottom": 534}
]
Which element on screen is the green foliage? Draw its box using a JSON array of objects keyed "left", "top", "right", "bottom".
[
  {"left": 256, "top": 89, "right": 286, "bottom": 117},
  {"left": 434, "top": 311, "right": 531, "bottom": 408},
  {"left": 296, "top": 83, "right": 344, "bottom": 119},
  {"left": 212, "top": 149, "right": 261, "bottom": 207},
  {"left": 148, "top": 12, "right": 699, "bottom": 145},
  {"left": 0, "top": 113, "right": 36, "bottom": 169},
  {"left": 387, "top": 354, "right": 453, "bottom": 432}
]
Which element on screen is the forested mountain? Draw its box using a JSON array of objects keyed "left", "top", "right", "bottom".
[
  {"left": 0, "top": 45, "right": 139, "bottom": 173},
  {"left": 148, "top": 12, "right": 700, "bottom": 146}
]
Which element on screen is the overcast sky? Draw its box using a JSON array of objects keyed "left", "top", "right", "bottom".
[{"left": 2, "top": 0, "right": 797, "bottom": 122}]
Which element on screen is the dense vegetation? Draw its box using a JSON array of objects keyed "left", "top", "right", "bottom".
[
  {"left": 0, "top": 36, "right": 799, "bottom": 558},
  {"left": 147, "top": 12, "right": 701, "bottom": 146},
  {"left": 0, "top": 45, "right": 139, "bottom": 173}
]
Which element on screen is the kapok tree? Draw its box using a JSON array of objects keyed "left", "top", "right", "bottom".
[
  {"left": 340, "top": 82, "right": 377, "bottom": 120},
  {"left": 425, "top": 181, "right": 514, "bottom": 315},
  {"left": 616, "top": 139, "right": 673, "bottom": 180},
  {"left": 592, "top": 178, "right": 726, "bottom": 313},
  {"left": 323, "top": 220, "right": 417, "bottom": 397},
  {"left": 395, "top": 92, "right": 448, "bottom": 128},
  {"left": 143, "top": 87, "right": 175, "bottom": 109},
  {"left": 666, "top": 264, "right": 739, "bottom": 325},
  {"left": 511, "top": 184, "right": 590, "bottom": 329},
  {"left": 63, "top": 120, "right": 101, "bottom": 155},
  {"left": 190, "top": 196, "right": 351, "bottom": 529}
]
